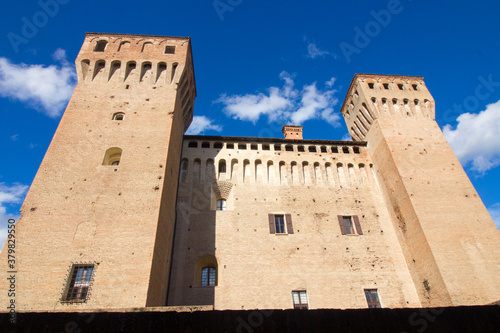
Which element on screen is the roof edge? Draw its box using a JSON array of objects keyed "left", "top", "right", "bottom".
[
  {"left": 85, "top": 32, "right": 191, "bottom": 40},
  {"left": 183, "top": 135, "right": 366, "bottom": 146}
]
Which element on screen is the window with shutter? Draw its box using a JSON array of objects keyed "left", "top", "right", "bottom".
[
  {"left": 269, "top": 214, "right": 294, "bottom": 234},
  {"left": 337, "top": 215, "right": 363, "bottom": 235}
]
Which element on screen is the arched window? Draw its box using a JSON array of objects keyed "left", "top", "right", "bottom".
[
  {"left": 195, "top": 255, "right": 217, "bottom": 286},
  {"left": 201, "top": 267, "right": 216, "bottom": 286},
  {"left": 94, "top": 40, "right": 107, "bottom": 52},
  {"left": 103, "top": 147, "right": 122, "bottom": 166},
  {"left": 112, "top": 112, "right": 124, "bottom": 121},
  {"left": 217, "top": 199, "right": 226, "bottom": 211}
]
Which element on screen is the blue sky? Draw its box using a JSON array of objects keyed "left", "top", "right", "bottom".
[{"left": 1, "top": 0, "right": 500, "bottom": 247}]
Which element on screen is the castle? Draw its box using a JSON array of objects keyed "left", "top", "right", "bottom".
[{"left": 1, "top": 33, "right": 499, "bottom": 311}]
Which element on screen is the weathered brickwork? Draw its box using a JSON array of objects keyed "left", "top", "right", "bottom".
[{"left": 1, "top": 35, "right": 499, "bottom": 312}]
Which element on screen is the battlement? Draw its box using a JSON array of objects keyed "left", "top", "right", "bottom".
[{"left": 341, "top": 74, "right": 435, "bottom": 140}]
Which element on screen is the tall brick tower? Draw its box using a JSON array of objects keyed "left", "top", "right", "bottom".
[
  {"left": 340, "top": 74, "right": 500, "bottom": 307},
  {"left": 0, "top": 33, "right": 196, "bottom": 310}
]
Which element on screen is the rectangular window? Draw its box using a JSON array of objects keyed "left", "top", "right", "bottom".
[
  {"left": 343, "top": 216, "right": 355, "bottom": 234},
  {"left": 275, "top": 215, "right": 285, "bottom": 234},
  {"left": 292, "top": 290, "right": 308, "bottom": 309},
  {"left": 268, "top": 214, "right": 294, "bottom": 234},
  {"left": 65, "top": 265, "right": 94, "bottom": 302},
  {"left": 337, "top": 215, "right": 363, "bottom": 235},
  {"left": 364, "top": 289, "right": 381, "bottom": 308}
]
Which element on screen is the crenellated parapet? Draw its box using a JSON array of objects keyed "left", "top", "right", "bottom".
[{"left": 341, "top": 74, "right": 435, "bottom": 140}]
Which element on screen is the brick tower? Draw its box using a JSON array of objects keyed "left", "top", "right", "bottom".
[
  {"left": 0, "top": 33, "right": 196, "bottom": 310},
  {"left": 340, "top": 74, "right": 500, "bottom": 307}
]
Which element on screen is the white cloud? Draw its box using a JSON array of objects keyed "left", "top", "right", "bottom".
[
  {"left": 186, "top": 116, "right": 223, "bottom": 135},
  {"left": 216, "top": 73, "right": 340, "bottom": 127},
  {"left": 0, "top": 48, "right": 76, "bottom": 118},
  {"left": 487, "top": 203, "right": 500, "bottom": 231},
  {"left": 0, "top": 183, "right": 29, "bottom": 252},
  {"left": 307, "top": 43, "right": 330, "bottom": 59},
  {"left": 443, "top": 100, "right": 500, "bottom": 173}
]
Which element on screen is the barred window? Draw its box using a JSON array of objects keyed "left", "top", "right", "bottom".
[{"left": 65, "top": 265, "right": 94, "bottom": 302}]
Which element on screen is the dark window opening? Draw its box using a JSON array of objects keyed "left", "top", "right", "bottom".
[
  {"left": 251, "top": 144, "right": 258, "bottom": 150},
  {"left": 94, "top": 40, "right": 107, "bottom": 52},
  {"left": 227, "top": 143, "right": 234, "bottom": 149},
  {"left": 238, "top": 143, "right": 247, "bottom": 150},
  {"left": 320, "top": 146, "right": 327, "bottom": 153},
  {"left": 412, "top": 84, "right": 418, "bottom": 91},
  {"left": 332, "top": 147, "right": 339, "bottom": 153},
  {"left": 368, "top": 83, "right": 374, "bottom": 89},
  {"left": 353, "top": 147, "right": 360, "bottom": 154},
  {"left": 297, "top": 146, "right": 305, "bottom": 152},
  {"left": 164, "top": 45, "right": 176, "bottom": 54},
  {"left": 188, "top": 141, "right": 198, "bottom": 148},
  {"left": 201, "top": 142, "right": 210, "bottom": 148},
  {"left": 274, "top": 215, "right": 285, "bottom": 234},
  {"left": 342, "top": 147, "right": 350, "bottom": 154},
  {"left": 214, "top": 142, "right": 223, "bottom": 149},
  {"left": 308, "top": 146, "right": 317, "bottom": 152},
  {"left": 398, "top": 84, "right": 404, "bottom": 90},
  {"left": 262, "top": 144, "right": 270, "bottom": 150},
  {"left": 285, "top": 145, "right": 293, "bottom": 152},
  {"left": 383, "top": 83, "right": 389, "bottom": 90},
  {"left": 274, "top": 144, "right": 282, "bottom": 151}
]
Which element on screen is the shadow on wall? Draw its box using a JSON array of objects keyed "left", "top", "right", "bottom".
[{"left": 167, "top": 148, "right": 219, "bottom": 306}]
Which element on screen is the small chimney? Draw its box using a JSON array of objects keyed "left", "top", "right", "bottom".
[{"left": 282, "top": 125, "right": 303, "bottom": 140}]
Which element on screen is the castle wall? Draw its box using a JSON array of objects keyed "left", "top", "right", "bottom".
[{"left": 168, "top": 138, "right": 421, "bottom": 310}]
